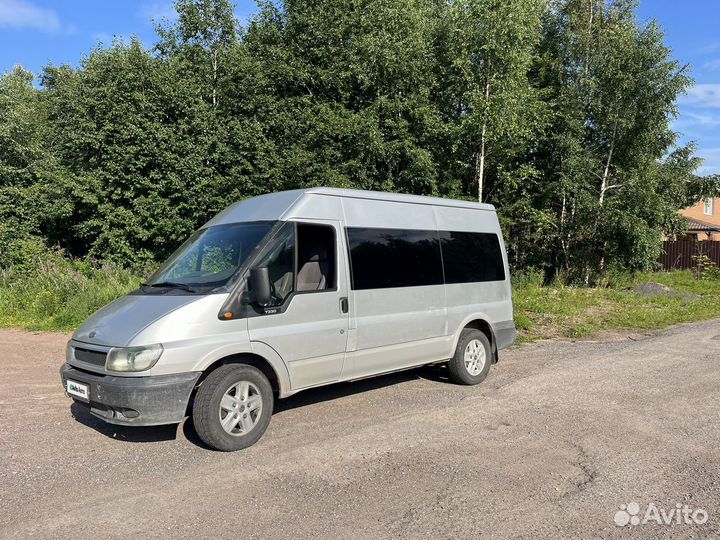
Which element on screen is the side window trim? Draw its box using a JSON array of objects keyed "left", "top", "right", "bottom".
[
  {"left": 250, "top": 222, "right": 296, "bottom": 311},
  {"left": 246, "top": 221, "right": 340, "bottom": 317},
  {"left": 293, "top": 221, "right": 339, "bottom": 295},
  {"left": 345, "top": 226, "right": 506, "bottom": 291}
]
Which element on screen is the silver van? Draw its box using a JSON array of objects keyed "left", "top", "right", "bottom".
[{"left": 60, "top": 188, "right": 515, "bottom": 451}]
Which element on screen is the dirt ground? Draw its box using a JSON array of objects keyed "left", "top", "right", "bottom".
[{"left": 1, "top": 320, "right": 720, "bottom": 539}]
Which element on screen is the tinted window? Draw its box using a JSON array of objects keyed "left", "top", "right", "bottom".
[
  {"left": 346, "top": 228, "right": 443, "bottom": 290},
  {"left": 440, "top": 231, "right": 505, "bottom": 283},
  {"left": 297, "top": 223, "right": 336, "bottom": 291}
]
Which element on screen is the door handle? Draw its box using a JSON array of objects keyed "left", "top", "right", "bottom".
[{"left": 340, "top": 297, "right": 349, "bottom": 314}]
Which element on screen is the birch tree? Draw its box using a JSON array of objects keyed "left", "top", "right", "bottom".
[
  {"left": 538, "top": 0, "right": 696, "bottom": 279},
  {"left": 451, "top": 0, "right": 544, "bottom": 203},
  {"left": 156, "top": 0, "right": 236, "bottom": 108}
]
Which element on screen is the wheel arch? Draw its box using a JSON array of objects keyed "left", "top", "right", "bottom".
[
  {"left": 197, "top": 353, "right": 283, "bottom": 395},
  {"left": 452, "top": 315, "right": 499, "bottom": 364},
  {"left": 192, "top": 343, "right": 292, "bottom": 398}
]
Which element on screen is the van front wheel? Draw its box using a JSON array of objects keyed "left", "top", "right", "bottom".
[
  {"left": 192, "top": 364, "right": 273, "bottom": 451},
  {"left": 447, "top": 329, "right": 492, "bottom": 385}
]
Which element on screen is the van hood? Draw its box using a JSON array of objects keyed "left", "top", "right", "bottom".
[{"left": 72, "top": 294, "right": 201, "bottom": 347}]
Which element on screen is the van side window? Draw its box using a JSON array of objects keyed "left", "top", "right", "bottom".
[
  {"left": 440, "top": 231, "right": 505, "bottom": 283},
  {"left": 296, "top": 223, "right": 336, "bottom": 292},
  {"left": 255, "top": 224, "right": 295, "bottom": 306},
  {"left": 346, "top": 227, "right": 443, "bottom": 290}
]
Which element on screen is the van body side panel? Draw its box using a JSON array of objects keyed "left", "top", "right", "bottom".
[
  {"left": 348, "top": 287, "right": 448, "bottom": 378},
  {"left": 343, "top": 334, "right": 454, "bottom": 381},
  {"left": 340, "top": 197, "right": 447, "bottom": 377},
  {"left": 434, "top": 205, "right": 515, "bottom": 349},
  {"left": 341, "top": 197, "right": 438, "bottom": 230},
  {"left": 432, "top": 206, "right": 503, "bottom": 236}
]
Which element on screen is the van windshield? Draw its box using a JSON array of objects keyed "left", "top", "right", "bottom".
[{"left": 144, "top": 221, "right": 275, "bottom": 292}]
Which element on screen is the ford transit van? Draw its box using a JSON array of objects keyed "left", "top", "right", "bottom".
[{"left": 60, "top": 188, "right": 516, "bottom": 451}]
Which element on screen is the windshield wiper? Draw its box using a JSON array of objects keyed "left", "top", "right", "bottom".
[{"left": 141, "top": 281, "right": 197, "bottom": 293}]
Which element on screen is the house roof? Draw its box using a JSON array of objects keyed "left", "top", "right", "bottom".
[{"left": 686, "top": 216, "right": 720, "bottom": 232}]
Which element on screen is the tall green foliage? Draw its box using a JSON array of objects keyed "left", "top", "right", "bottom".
[
  {"left": 531, "top": 0, "right": 703, "bottom": 280},
  {"left": 0, "top": 0, "right": 715, "bottom": 278}
]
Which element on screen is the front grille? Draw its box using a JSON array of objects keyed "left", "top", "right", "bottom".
[{"left": 74, "top": 347, "right": 107, "bottom": 367}]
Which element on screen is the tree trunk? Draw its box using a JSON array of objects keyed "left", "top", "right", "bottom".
[
  {"left": 212, "top": 51, "right": 218, "bottom": 108},
  {"left": 560, "top": 189, "right": 569, "bottom": 268},
  {"left": 476, "top": 129, "right": 486, "bottom": 203},
  {"left": 474, "top": 78, "right": 491, "bottom": 203},
  {"left": 598, "top": 132, "right": 616, "bottom": 208},
  {"left": 584, "top": 0, "right": 594, "bottom": 79},
  {"left": 590, "top": 116, "right": 618, "bottom": 282}
]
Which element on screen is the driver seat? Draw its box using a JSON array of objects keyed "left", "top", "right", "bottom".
[{"left": 297, "top": 246, "right": 329, "bottom": 291}]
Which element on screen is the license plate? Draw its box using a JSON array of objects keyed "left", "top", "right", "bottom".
[{"left": 66, "top": 380, "right": 89, "bottom": 400}]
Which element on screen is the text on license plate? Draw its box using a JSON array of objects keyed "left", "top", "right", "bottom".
[{"left": 66, "top": 380, "right": 89, "bottom": 400}]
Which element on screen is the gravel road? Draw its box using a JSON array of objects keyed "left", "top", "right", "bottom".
[{"left": 1, "top": 320, "right": 720, "bottom": 539}]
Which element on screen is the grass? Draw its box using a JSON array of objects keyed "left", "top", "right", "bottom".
[
  {"left": 513, "top": 270, "right": 720, "bottom": 343},
  {"left": 0, "top": 258, "right": 141, "bottom": 332},
  {"left": 1, "top": 255, "right": 719, "bottom": 341}
]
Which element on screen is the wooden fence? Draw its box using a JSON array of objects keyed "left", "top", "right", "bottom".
[{"left": 659, "top": 239, "right": 720, "bottom": 270}]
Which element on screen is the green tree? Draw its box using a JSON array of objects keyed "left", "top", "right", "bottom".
[
  {"left": 0, "top": 66, "right": 73, "bottom": 251},
  {"left": 241, "top": 0, "right": 444, "bottom": 194},
  {"left": 43, "top": 39, "right": 213, "bottom": 264},
  {"left": 535, "top": 0, "right": 698, "bottom": 280},
  {"left": 450, "top": 0, "right": 545, "bottom": 203},
  {"left": 0, "top": 0, "right": 711, "bottom": 279}
]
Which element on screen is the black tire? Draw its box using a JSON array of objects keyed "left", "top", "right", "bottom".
[
  {"left": 192, "top": 364, "right": 273, "bottom": 451},
  {"left": 447, "top": 328, "right": 492, "bottom": 385}
]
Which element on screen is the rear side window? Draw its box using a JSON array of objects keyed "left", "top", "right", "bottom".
[
  {"left": 439, "top": 231, "right": 505, "bottom": 283},
  {"left": 346, "top": 228, "right": 443, "bottom": 290}
]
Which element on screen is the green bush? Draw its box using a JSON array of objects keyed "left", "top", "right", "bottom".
[{"left": 0, "top": 241, "right": 141, "bottom": 331}]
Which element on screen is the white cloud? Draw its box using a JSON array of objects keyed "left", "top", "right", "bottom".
[
  {"left": 0, "top": 0, "right": 60, "bottom": 32},
  {"left": 138, "top": 0, "right": 177, "bottom": 23},
  {"left": 676, "top": 111, "right": 720, "bottom": 127},
  {"left": 681, "top": 84, "right": 720, "bottom": 108}
]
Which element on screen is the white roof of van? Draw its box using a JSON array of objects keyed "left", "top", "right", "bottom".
[
  {"left": 304, "top": 187, "right": 495, "bottom": 210},
  {"left": 204, "top": 187, "right": 495, "bottom": 228}
]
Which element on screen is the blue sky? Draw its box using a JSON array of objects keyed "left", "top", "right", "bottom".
[{"left": 1, "top": 0, "right": 719, "bottom": 175}]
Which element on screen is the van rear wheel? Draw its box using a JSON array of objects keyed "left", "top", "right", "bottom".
[
  {"left": 192, "top": 364, "right": 273, "bottom": 451},
  {"left": 447, "top": 329, "right": 492, "bottom": 385}
]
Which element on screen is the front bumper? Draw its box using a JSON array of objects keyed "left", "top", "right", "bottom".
[{"left": 60, "top": 363, "right": 201, "bottom": 426}]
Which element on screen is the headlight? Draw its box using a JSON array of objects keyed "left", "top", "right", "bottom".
[
  {"left": 65, "top": 341, "right": 73, "bottom": 363},
  {"left": 106, "top": 344, "right": 163, "bottom": 372}
]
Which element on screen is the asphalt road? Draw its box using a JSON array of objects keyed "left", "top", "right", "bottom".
[{"left": 1, "top": 320, "right": 720, "bottom": 539}]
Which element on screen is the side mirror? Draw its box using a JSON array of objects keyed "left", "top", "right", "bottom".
[{"left": 249, "top": 267, "right": 272, "bottom": 306}]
